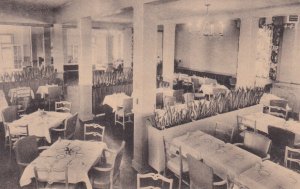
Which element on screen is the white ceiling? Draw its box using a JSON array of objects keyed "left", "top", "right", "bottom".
[
  {"left": 0, "top": 0, "right": 72, "bottom": 9},
  {"left": 153, "top": 0, "right": 300, "bottom": 20}
]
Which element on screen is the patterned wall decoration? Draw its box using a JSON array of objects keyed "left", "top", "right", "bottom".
[{"left": 269, "top": 17, "right": 284, "bottom": 81}]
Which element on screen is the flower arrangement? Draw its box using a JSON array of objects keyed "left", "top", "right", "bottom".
[
  {"left": 0, "top": 66, "right": 56, "bottom": 83},
  {"left": 93, "top": 69, "right": 133, "bottom": 86},
  {"left": 151, "top": 87, "right": 264, "bottom": 130}
]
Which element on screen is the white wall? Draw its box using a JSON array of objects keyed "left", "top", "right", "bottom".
[{"left": 175, "top": 20, "right": 239, "bottom": 76}]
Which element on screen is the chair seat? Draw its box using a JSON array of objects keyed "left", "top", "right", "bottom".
[
  {"left": 44, "top": 183, "right": 76, "bottom": 189},
  {"left": 116, "top": 109, "right": 132, "bottom": 117},
  {"left": 90, "top": 167, "right": 118, "bottom": 188},
  {"left": 167, "top": 157, "right": 189, "bottom": 175}
]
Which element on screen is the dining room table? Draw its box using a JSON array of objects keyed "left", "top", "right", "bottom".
[
  {"left": 36, "top": 84, "right": 59, "bottom": 99},
  {"left": 102, "top": 92, "right": 131, "bottom": 112},
  {"left": 20, "top": 139, "right": 107, "bottom": 189},
  {"left": 8, "top": 86, "right": 34, "bottom": 103},
  {"left": 9, "top": 110, "right": 71, "bottom": 143},
  {"left": 171, "top": 131, "right": 262, "bottom": 180},
  {"left": 235, "top": 160, "right": 300, "bottom": 189},
  {"left": 199, "top": 83, "right": 229, "bottom": 97},
  {"left": 0, "top": 90, "right": 8, "bottom": 122},
  {"left": 240, "top": 112, "right": 300, "bottom": 143}
]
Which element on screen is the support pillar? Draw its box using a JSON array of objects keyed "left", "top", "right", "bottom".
[
  {"left": 52, "top": 24, "right": 65, "bottom": 79},
  {"left": 162, "top": 23, "right": 176, "bottom": 86},
  {"left": 236, "top": 17, "right": 259, "bottom": 88},
  {"left": 132, "top": 1, "right": 157, "bottom": 172},
  {"left": 78, "top": 17, "right": 93, "bottom": 121},
  {"left": 44, "top": 27, "right": 51, "bottom": 66}
]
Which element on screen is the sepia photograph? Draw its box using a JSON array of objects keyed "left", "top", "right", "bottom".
[{"left": 0, "top": 0, "right": 300, "bottom": 188}]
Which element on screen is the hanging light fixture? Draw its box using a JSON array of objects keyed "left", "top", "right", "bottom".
[{"left": 201, "top": 0, "right": 223, "bottom": 37}]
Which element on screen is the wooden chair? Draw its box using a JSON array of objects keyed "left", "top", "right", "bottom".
[
  {"left": 84, "top": 123, "right": 105, "bottom": 142},
  {"left": 173, "top": 89, "right": 184, "bottom": 104},
  {"left": 115, "top": 98, "right": 133, "bottom": 130},
  {"left": 183, "top": 93, "right": 194, "bottom": 105},
  {"left": 156, "top": 92, "right": 164, "bottom": 109},
  {"left": 214, "top": 122, "right": 236, "bottom": 143},
  {"left": 163, "top": 96, "right": 175, "bottom": 107},
  {"left": 51, "top": 113, "right": 78, "bottom": 140},
  {"left": 55, "top": 101, "right": 71, "bottom": 113},
  {"left": 2, "top": 106, "right": 29, "bottom": 158},
  {"left": 14, "top": 136, "right": 48, "bottom": 174},
  {"left": 163, "top": 137, "right": 189, "bottom": 189},
  {"left": 16, "top": 96, "right": 31, "bottom": 115},
  {"left": 90, "top": 141, "right": 126, "bottom": 189},
  {"left": 137, "top": 173, "right": 173, "bottom": 189},
  {"left": 284, "top": 146, "right": 300, "bottom": 173},
  {"left": 191, "top": 77, "right": 201, "bottom": 92},
  {"left": 237, "top": 115, "right": 257, "bottom": 136},
  {"left": 268, "top": 125, "right": 299, "bottom": 163},
  {"left": 234, "top": 131, "right": 271, "bottom": 161},
  {"left": 46, "top": 86, "right": 62, "bottom": 111},
  {"left": 268, "top": 99, "right": 289, "bottom": 119},
  {"left": 186, "top": 154, "right": 227, "bottom": 189},
  {"left": 34, "top": 166, "right": 76, "bottom": 189}
]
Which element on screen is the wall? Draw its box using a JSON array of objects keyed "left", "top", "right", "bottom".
[{"left": 175, "top": 20, "right": 240, "bottom": 76}]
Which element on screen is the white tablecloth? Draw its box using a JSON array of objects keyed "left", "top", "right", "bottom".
[
  {"left": 102, "top": 93, "right": 130, "bottom": 112},
  {"left": 171, "top": 130, "right": 225, "bottom": 160},
  {"left": 156, "top": 88, "right": 174, "bottom": 97},
  {"left": 9, "top": 111, "right": 71, "bottom": 142},
  {"left": 8, "top": 87, "right": 34, "bottom": 102},
  {"left": 0, "top": 90, "right": 8, "bottom": 122},
  {"left": 235, "top": 160, "right": 300, "bottom": 189},
  {"left": 204, "top": 143, "right": 261, "bottom": 180},
  {"left": 36, "top": 84, "right": 58, "bottom": 99},
  {"left": 171, "top": 132, "right": 261, "bottom": 180},
  {"left": 241, "top": 112, "right": 300, "bottom": 142},
  {"left": 20, "top": 140, "right": 107, "bottom": 189},
  {"left": 200, "top": 84, "right": 229, "bottom": 96}
]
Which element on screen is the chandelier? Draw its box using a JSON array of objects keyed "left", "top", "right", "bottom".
[
  {"left": 202, "top": 0, "right": 223, "bottom": 37},
  {"left": 188, "top": 0, "right": 224, "bottom": 37}
]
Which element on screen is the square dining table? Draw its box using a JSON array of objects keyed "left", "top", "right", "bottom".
[
  {"left": 102, "top": 92, "right": 131, "bottom": 112},
  {"left": 20, "top": 139, "right": 107, "bottom": 189},
  {"left": 240, "top": 112, "right": 300, "bottom": 143},
  {"left": 203, "top": 143, "right": 262, "bottom": 180},
  {"left": 36, "top": 84, "right": 59, "bottom": 99},
  {"left": 235, "top": 160, "right": 300, "bottom": 189},
  {"left": 9, "top": 110, "right": 71, "bottom": 143}
]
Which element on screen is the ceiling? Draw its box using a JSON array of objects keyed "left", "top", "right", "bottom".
[
  {"left": 152, "top": 0, "right": 300, "bottom": 20},
  {"left": 0, "top": 0, "right": 72, "bottom": 9}
]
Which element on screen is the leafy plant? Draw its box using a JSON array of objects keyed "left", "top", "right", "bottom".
[{"left": 151, "top": 87, "right": 264, "bottom": 130}]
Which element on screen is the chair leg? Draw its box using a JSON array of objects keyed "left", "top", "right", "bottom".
[{"left": 178, "top": 175, "right": 182, "bottom": 189}]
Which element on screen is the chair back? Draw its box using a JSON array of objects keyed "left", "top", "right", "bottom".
[
  {"left": 14, "top": 136, "right": 39, "bottom": 166},
  {"left": 34, "top": 166, "right": 69, "bottom": 189},
  {"left": 123, "top": 98, "right": 133, "bottom": 114},
  {"left": 84, "top": 123, "right": 105, "bottom": 141},
  {"left": 65, "top": 113, "right": 78, "bottom": 139},
  {"left": 268, "top": 125, "right": 295, "bottom": 149},
  {"left": 113, "top": 141, "right": 126, "bottom": 179},
  {"left": 164, "top": 96, "right": 175, "bottom": 107},
  {"left": 184, "top": 93, "right": 194, "bottom": 104},
  {"left": 173, "top": 89, "right": 184, "bottom": 104},
  {"left": 16, "top": 96, "right": 31, "bottom": 113},
  {"left": 1, "top": 105, "right": 19, "bottom": 123},
  {"left": 191, "top": 77, "right": 201, "bottom": 91},
  {"left": 214, "top": 122, "right": 236, "bottom": 143},
  {"left": 156, "top": 92, "right": 164, "bottom": 109},
  {"left": 137, "top": 173, "right": 173, "bottom": 189},
  {"left": 187, "top": 154, "right": 213, "bottom": 189},
  {"left": 48, "top": 86, "right": 62, "bottom": 100},
  {"left": 243, "top": 131, "right": 271, "bottom": 158},
  {"left": 55, "top": 101, "right": 72, "bottom": 112},
  {"left": 284, "top": 146, "right": 300, "bottom": 171},
  {"left": 269, "top": 99, "right": 288, "bottom": 119}
]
